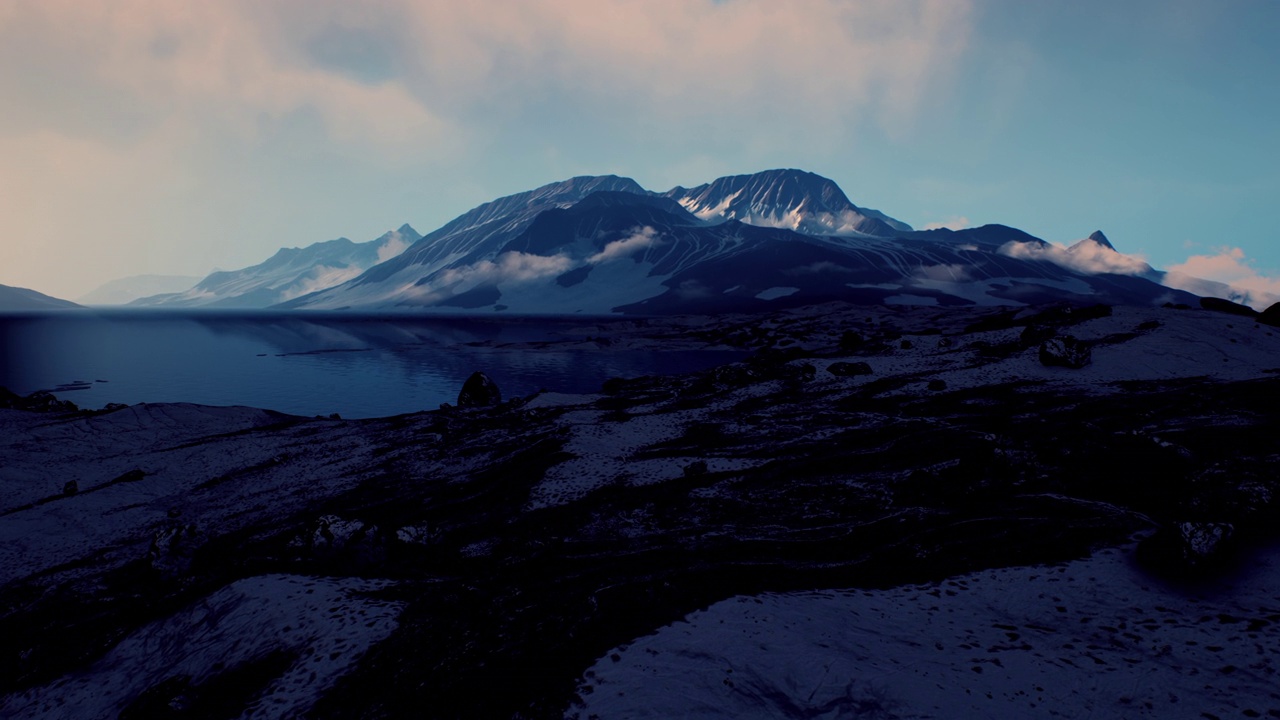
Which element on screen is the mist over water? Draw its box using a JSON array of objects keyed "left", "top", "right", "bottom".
[{"left": 0, "top": 312, "right": 740, "bottom": 418}]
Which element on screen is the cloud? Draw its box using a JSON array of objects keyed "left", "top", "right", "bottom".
[
  {"left": 999, "top": 239, "right": 1152, "bottom": 276},
  {"left": 914, "top": 264, "right": 972, "bottom": 282},
  {"left": 436, "top": 251, "right": 573, "bottom": 288},
  {"left": 376, "top": 229, "right": 415, "bottom": 263},
  {"left": 922, "top": 216, "right": 970, "bottom": 231},
  {"left": 0, "top": 0, "right": 975, "bottom": 298},
  {"left": 1163, "top": 247, "right": 1280, "bottom": 310},
  {"left": 587, "top": 227, "right": 660, "bottom": 264},
  {"left": 279, "top": 264, "right": 365, "bottom": 302}
]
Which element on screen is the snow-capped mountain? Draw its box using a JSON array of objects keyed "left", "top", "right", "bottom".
[
  {"left": 132, "top": 225, "right": 420, "bottom": 308},
  {"left": 0, "top": 284, "right": 82, "bottom": 311},
  {"left": 77, "top": 275, "right": 204, "bottom": 306},
  {"left": 281, "top": 171, "right": 1195, "bottom": 314},
  {"left": 666, "top": 168, "right": 911, "bottom": 236}
]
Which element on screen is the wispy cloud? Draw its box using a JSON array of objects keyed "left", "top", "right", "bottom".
[
  {"left": 437, "top": 251, "right": 573, "bottom": 287},
  {"left": 999, "top": 239, "right": 1152, "bottom": 276},
  {"left": 1163, "top": 247, "right": 1280, "bottom": 310},
  {"left": 587, "top": 227, "right": 660, "bottom": 264},
  {"left": 375, "top": 229, "right": 415, "bottom": 263},
  {"left": 922, "top": 216, "right": 970, "bottom": 231},
  {"left": 914, "top": 264, "right": 973, "bottom": 282}
]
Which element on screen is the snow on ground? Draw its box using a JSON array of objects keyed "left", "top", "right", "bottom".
[
  {"left": 3, "top": 574, "right": 405, "bottom": 719},
  {"left": 808, "top": 306, "right": 1280, "bottom": 399},
  {"left": 0, "top": 404, "right": 380, "bottom": 586},
  {"left": 529, "top": 408, "right": 698, "bottom": 509},
  {"left": 574, "top": 541, "right": 1280, "bottom": 719}
]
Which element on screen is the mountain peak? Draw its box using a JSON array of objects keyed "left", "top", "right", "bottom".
[
  {"left": 665, "top": 169, "right": 909, "bottom": 237},
  {"left": 1086, "top": 230, "right": 1115, "bottom": 251}
]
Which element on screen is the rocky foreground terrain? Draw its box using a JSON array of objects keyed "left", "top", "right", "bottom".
[{"left": 3, "top": 300, "right": 1280, "bottom": 718}]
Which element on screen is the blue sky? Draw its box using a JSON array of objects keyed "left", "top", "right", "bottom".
[{"left": 1, "top": 0, "right": 1277, "bottom": 301}]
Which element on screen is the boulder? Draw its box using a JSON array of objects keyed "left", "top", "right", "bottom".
[
  {"left": 1138, "top": 522, "right": 1237, "bottom": 577},
  {"left": 838, "top": 330, "right": 865, "bottom": 352},
  {"left": 148, "top": 523, "right": 200, "bottom": 576},
  {"left": 827, "top": 361, "right": 873, "bottom": 377},
  {"left": 1259, "top": 302, "right": 1280, "bottom": 328},
  {"left": 458, "top": 371, "right": 502, "bottom": 407},
  {"left": 1019, "top": 324, "right": 1056, "bottom": 347},
  {"left": 1039, "top": 336, "right": 1091, "bottom": 369}
]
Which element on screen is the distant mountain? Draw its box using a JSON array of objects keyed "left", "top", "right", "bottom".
[
  {"left": 78, "top": 275, "right": 203, "bottom": 306},
  {"left": 281, "top": 170, "right": 1195, "bottom": 314},
  {"left": 133, "top": 225, "right": 420, "bottom": 308},
  {"left": 0, "top": 284, "right": 82, "bottom": 311}
]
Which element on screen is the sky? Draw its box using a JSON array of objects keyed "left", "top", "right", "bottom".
[{"left": 1, "top": 0, "right": 1278, "bottom": 301}]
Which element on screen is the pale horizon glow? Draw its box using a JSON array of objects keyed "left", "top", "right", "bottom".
[{"left": 1, "top": 0, "right": 1277, "bottom": 301}]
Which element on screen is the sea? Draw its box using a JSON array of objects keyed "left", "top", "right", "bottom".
[{"left": 0, "top": 311, "right": 742, "bottom": 418}]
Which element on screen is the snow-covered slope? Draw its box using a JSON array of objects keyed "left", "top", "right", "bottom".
[
  {"left": 577, "top": 543, "right": 1280, "bottom": 720},
  {"left": 132, "top": 225, "right": 420, "bottom": 309},
  {"left": 77, "top": 274, "right": 204, "bottom": 306},
  {"left": 0, "top": 284, "right": 81, "bottom": 312}
]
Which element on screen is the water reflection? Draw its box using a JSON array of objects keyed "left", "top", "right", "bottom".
[{"left": 0, "top": 312, "right": 741, "bottom": 418}]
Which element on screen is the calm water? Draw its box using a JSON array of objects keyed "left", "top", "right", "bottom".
[{"left": 0, "top": 312, "right": 741, "bottom": 418}]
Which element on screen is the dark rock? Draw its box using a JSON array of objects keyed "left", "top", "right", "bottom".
[
  {"left": 114, "top": 469, "right": 146, "bottom": 484},
  {"left": 1200, "top": 297, "right": 1259, "bottom": 318},
  {"left": 827, "top": 361, "right": 874, "bottom": 377},
  {"left": 458, "top": 372, "right": 502, "bottom": 408},
  {"left": 927, "top": 379, "right": 947, "bottom": 392},
  {"left": 964, "top": 311, "right": 1020, "bottom": 333},
  {"left": 683, "top": 460, "right": 708, "bottom": 478},
  {"left": 1019, "top": 325, "right": 1057, "bottom": 347},
  {"left": 1039, "top": 336, "right": 1091, "bottom": 369},
  {"left": 148, "top": 523, "right": 200, "bottom": 576},
  {"left": 0, "top": 388, "right": 79, "bottom": 413},
  {"left": 1259, "top": 302, "right": 1280, "bottom": 328},
  {"left": 899, "top": 340, "right": 914, "bottom": 350},
  {"left": 62, "top": 480, "right": 78, "bottom": 496},
  {"left": 1138, "top": 522, "right": 1238, "bottom": 577},
  {"left": 102, "top": 403, "right": 129, "bottom": 413},
  {"left": 838, "top": 330, "right": 865, "bottom": 352}
]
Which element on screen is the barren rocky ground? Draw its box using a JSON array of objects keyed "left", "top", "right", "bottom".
[{"left": 3, "top": 301, "right": 1280, "bottom": 718}]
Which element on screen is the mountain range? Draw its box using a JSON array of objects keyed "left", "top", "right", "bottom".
[
  {"left": 23, "top": 169, "right": 1238, "bottom": 314},
  {"left": 130, "top": 225, "right": 422, "bottom": 308},
  {"left": 77, "top": 275, "right": 204, "bottom": 306},
  {"left": 274, "top": 169, "right": 1198, "bottom": 313}
]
